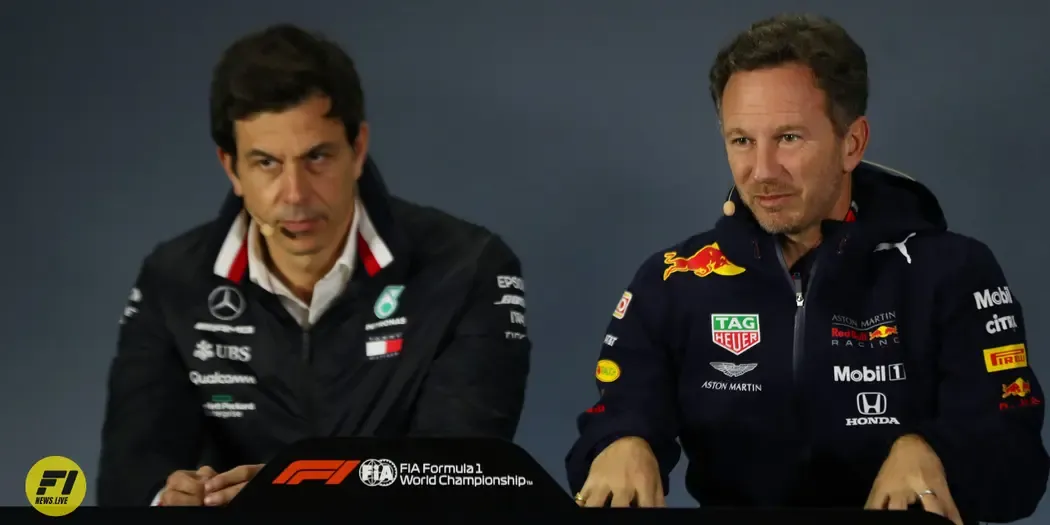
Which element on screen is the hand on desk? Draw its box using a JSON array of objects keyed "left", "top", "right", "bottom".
[
  {"left": 576, "top": 436, "right": 666, "bottom": 508},
  {"left": 158, "top": 464, "right": 264, "bottom": 506},
  {"left": 865, "top": 434, "right": 963, "bottom": 525},
  {"left": 203, "top": 464, "right": 266, "bottom": 506}
]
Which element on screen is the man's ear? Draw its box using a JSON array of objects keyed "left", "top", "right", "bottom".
[
  {"left": 842, "top": 116, "right": 870, "bottom": 173},
  {"left": 218, "top": 148, "right": 243, "bottom": 196}
]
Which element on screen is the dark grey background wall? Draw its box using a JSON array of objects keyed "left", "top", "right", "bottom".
[{"left": 3, "top": 0, "right": 1048, "bottom": 521}]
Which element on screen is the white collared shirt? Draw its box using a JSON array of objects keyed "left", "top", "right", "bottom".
[{"left": 246, "top": 203, "right": 362, "bottom": 328}]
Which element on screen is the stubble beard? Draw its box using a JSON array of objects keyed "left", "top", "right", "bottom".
[{"left": 752, "top": 168, "right": 845, "bottom": 236}]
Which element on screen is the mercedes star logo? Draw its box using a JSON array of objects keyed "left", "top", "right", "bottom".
[{"left": 208, "top": 286, "right": 245, "bottom": 321}]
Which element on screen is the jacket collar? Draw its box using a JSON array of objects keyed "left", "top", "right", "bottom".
[
  {"left": 712, "top": 160, "right": 947, "bottom": 268},
  {"left": 209, "top": 156, "right": 406, "bottom": 284}
]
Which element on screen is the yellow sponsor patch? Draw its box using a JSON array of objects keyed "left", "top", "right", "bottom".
[
  {"left": 596, "top": 359, "right": 621, "bottom": 382},
  {"left": 984, "top": 343, "right": 1027, "bottom": 373}
]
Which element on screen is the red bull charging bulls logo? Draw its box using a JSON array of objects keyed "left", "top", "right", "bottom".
[
  {"left": 663, "top": 243, "right": 746, "bottom": 281},
  {"left": 1002, "top": 378, "right": 1031, "bottom": 399}
]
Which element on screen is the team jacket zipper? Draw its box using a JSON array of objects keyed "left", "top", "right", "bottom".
[
  {"left": 775, "top": 245, "right": 819, "bottom": 380},
  {"left": 301, "top": 329, "right": 321, "bottom": 435}
]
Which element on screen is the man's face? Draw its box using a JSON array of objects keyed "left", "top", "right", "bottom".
[
  {"left": 220, "top": 95, "right": 369, "bottom": 257},
  {"left": 719, "top": 63, "right": 858, "bottom": 235}
]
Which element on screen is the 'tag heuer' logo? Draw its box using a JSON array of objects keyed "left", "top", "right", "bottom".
[
  {"left": 662, "top": 243, "right": 745, "bottom": 281},
  {"left": 984, "top": 343, "right": 1028, "bottom": 373},
  {"left": 1002, "top": 378, "right": 1031, "bottom": 399}
]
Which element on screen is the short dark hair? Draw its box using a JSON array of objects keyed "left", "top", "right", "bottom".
[
  {"left": 708, "top": 14, "right": 868, "bottom": 135},
  {"left": 209, "top": 24, "right": 366, "bottom": 156}
]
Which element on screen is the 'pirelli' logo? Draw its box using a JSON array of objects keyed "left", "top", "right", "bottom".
[{"left": 984, "top": 344, "right": 1028, "bottom": 373}]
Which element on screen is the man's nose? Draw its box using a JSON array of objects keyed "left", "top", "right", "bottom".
[
  {"left": 280, "top": 163, "right": 309, "bottom": 204},
  {"left": 750, "top": 141, "right": 781, "bottom": 183}
]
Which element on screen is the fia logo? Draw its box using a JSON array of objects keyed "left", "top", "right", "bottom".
[
  {"left": 359, "top": 459, "right": 398, "bottom": 487},
  {"left": 374, "top": 285, "right": 405, "bottom": 320}
]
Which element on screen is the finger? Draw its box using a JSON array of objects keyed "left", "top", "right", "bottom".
[
  {"left": 864, "top": 487, "right": 888, "bottom": 509},
  {"left": 654, "top": 485, "right": 667, "bottom": 508},
  {"left": 196, "top": 466, "right": 218, "bottom": 481},
  {"left": 160, "top": 489, "right": 204, "bottom": 506},
  {"left": 574, "top": 488, "right": 588, "bottom": 507},
  {"left": 574, "top": 477, "right": 594, "bottom": 507},
  {"left": 929, "top": 481, "right": 964, "bottom": 525},
  {"left": 886, "top": 490, "right": 913, "bottom": 511},
  {"left": 609, "top": 486, "right": 634, "bottom": 508},
  {"left": 917, "top": 493, "right": 946, "bottom": 516},
  {"left": 205, "top": 465, "right": 255, "bottom": 492},
  {"left": 584, "top": 485, "right": 611, "bottom": 508},
  {"left": 945, "top": 501, "right": 964, "bottom": 525},
  {"left": 204, "top": 481, "right": 246, "bottom": 506},
  {"left": 634, "top": 484, "right": 656, "bottom": 508},
  {"left": 166, "top": 472, "right": 206, "bottom": 498}
]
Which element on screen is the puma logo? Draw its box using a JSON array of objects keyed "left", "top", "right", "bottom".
[{"left": 874, "top": 232, "right": 916, "bottom": 264}]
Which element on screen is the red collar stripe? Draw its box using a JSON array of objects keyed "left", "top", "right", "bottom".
[
  {"left": 212, "top": 201, "right": 393, "bottom": 282},
  {"left": 357, "top": 234, "right": 381, "bottom": 277}
]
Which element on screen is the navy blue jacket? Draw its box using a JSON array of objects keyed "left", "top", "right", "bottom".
[{"left": 566, "top": 161, "right": 1048, "bottom": 522}]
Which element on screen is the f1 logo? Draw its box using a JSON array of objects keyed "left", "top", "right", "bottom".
[
  {"left": 36, "top": 470, "right": 78, "bottom": 497},
  {"left": 272, "top": 460, "right": 361, "bottom": 485},
  {"left": 857, "top": 392, "right": 887, "bottom": 415}
]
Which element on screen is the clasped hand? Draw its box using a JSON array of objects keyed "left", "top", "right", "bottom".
[{"left": 159, "top": 464, "right": 265, "bottom": 506}]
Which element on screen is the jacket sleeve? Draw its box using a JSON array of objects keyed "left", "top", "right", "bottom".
[
  {"left": 97, "top": 252, "right": 206, "bottom": 506},
  {"left": 408, "top": 236, "right": 530, "bottom": 439},
  {"left": 914, "top": 238, "right": 1048, "bottom": 522},
  {"left": 564, "top": 253, "right": 681, "bottom": 495}
]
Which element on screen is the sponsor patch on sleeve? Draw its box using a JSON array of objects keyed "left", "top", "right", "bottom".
[
  {"left": 983, "top": 343, "right": 1027, "bottom": 373},
  {"left": 496, "top": 275, "right": 526, "bottom": 292},
  {"left": 596, "top": 359, "right": 621, "bottom": 383},
  {"left": 973, "top": 286, "right": 1013, "bottom": 311},
  {"left": 999, "top": 376, "right": 1042, "bottom": 411},
  {"left": 612, "top": 291, "right": 632, "bottom": 319}
]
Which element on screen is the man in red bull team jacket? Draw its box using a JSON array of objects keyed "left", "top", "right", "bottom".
[{"left": 566, "top": 14, "right": 1048, "bottom": 525}]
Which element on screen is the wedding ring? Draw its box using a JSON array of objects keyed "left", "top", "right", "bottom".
[
  {"left": 917, "top": 489, "right": 936, "bottom": 499},
  {"left": 574, "top": 492, "right": 586, "bottom": 503}
]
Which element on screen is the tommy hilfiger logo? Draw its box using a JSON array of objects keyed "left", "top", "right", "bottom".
[{"left": 366, "top": 337, "right": 402, "bottom": 359}]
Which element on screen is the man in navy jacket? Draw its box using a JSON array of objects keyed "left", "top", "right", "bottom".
[{"left": 566, "top": 14, "right": 1048, "bottom": 524}]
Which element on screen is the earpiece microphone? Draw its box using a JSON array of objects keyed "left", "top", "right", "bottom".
[
  {"left": 259, "top": 221, "right": 276, "bottom": 237},
  {"left": 245, "top": 209, "right": 278, "bottom": 237},
  {"left": 723, "top": 186, "right": 737, "bottom": 216}
]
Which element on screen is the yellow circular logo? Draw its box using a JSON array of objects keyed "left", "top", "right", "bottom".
[
  {"left": 596, "top": 359, "right": 621, "bottom": 382},
  {"left": 26, "top": 456, "right": 86, "bottom": 517}
]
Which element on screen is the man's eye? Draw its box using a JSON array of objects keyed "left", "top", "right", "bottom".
[
  {"left": 781, "top": 134, "right": 801, "bottom": 143},
  {"left": 731, "top": 137, "right": 749, "bottom": 146},
  {"left": 307, "top": 152, "right": 328, "bottom": 162}
]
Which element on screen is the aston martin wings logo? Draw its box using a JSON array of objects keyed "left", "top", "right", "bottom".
[{"left": 710, "top": 362, "right": 758, "bottom": 378}]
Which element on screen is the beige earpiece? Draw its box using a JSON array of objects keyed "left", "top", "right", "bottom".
[{"left": 723, "top": 187, "right": 737, "bottom": 216}]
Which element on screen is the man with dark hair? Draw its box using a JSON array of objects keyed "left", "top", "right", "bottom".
[
  {"left": 566, "top": 13, "right": 1047, "bottom": 524},
  {"left": 97, "top": 24, "right": 531, "bottom": 506}
]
